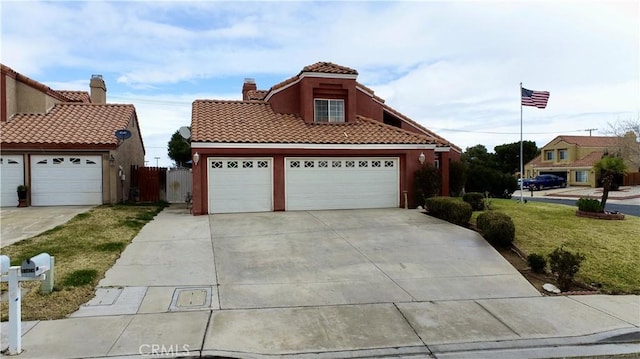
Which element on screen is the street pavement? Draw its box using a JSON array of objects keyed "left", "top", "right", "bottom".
[{"left": 1, "top": 202, "right": 639, "bottom": 358}]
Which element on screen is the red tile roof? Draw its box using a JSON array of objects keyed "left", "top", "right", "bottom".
[
  {"left": 302, "top": 62, "right": 358, "bottom": 75},
  {"left": 245, "top": 90, "right": 267, "bottom": 101},
  {"left": 191, "top": 100, "right": 435, "bottom": 145},
  {"left": 1, "top": 103, "right": 136, "bottom": 147},
  {"left": 58, "top": 91, "right": 92, "bottom": 103},
  {"left": 527, "top": 151, "right": 604, "bottom": 168},
  {"left": 553, "top": 136, "right": 621, "bottom": 147}
]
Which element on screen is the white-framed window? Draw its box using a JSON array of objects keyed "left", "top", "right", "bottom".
[
  {"left": 575, "top": 170, "right": 588, "bottom": 183},
  {"left": 558, "top": 149, "right": 568, "bottom": 161},
  {"left": 545, "top": 150, "right": 554, "bottom": 161},
  {"left": 314, "top": 99, "right": 345, "bottom": 123}
]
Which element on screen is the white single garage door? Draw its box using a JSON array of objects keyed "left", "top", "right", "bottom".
[
  {"left": 208, "top": 158, "right": 272, "bottom": 214},
  {"left": 31, "top": 155, "right": 102, "bottom": 206},
  {"left": 286, "top": 157, "right": 399, "bottom": 211},
  {"left": 1, "top": 155, "right": 25, "bottom": 207}
]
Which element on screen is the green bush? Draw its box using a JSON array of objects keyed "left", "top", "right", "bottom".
[
  {"left": 462, "top": 192, "right": 485, "bottom": 211},
  {"left": 549, "top": 246, "right": 585, "bottom": 291},
  {"left": 425, "top": 197, "right": 472, "bottom": 227},
  {"left": 576, "top": 197, "right": 603, "bottom": 213},
  {"left": 449, "top": 161, "right": 467, "bottom": 197},
  {"left": 527, "top": 253, "right": 547, "bottom": 274},
  {"left": 476, "top": 211, "right": 515, "bottom": 247}
]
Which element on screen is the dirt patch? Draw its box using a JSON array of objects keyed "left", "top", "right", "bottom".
[{"left": 496, "top": 246, "right": 599, "bottom": 295}]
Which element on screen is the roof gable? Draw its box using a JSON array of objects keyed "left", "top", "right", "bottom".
[
  {"left": 301, "top": 62, "right": 358, "bottom": 75},
  {"left": 1, "top": 103, "right": 135, "bottom": 147},
  {"left": 191, "top": 100, "right": 434, "bottom": 145},
  {"left": 549, "top": 135, "right": 621, "bottom": 148}
]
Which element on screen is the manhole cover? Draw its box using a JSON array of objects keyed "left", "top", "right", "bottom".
[{"left": 170, "top": 287, "right": 212, "bottom": 311}]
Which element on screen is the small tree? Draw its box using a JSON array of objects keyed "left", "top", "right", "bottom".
[
  {"left": 167, "top": 129, "right": 191, "bottom": 167},
  {"left": 593, "top": 155, "right": 627, "bottom": 209},
  {"left": 449, "top": 161, "right": 466, "bottom": 197},
  {"left": 414, "top": 163, "right": 441, "bottom": 207}
]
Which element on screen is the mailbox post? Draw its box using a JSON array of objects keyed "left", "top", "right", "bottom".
[{"left": 0, "top": 253, "right": 54, "bottom": 355}]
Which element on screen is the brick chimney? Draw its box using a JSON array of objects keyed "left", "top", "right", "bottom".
[
  {"left": 90, "top": 74, "right": 107, "bottom": 104},
  {"left": 242, "top": 78, "right": 257, "bottom": 100}
]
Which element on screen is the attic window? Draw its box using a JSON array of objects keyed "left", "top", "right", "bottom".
[{"left": 314, "top": 99, "right": 344, "bottom": 123}]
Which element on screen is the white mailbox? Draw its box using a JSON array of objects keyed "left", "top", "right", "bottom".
[
  {"left": 21, "top": 253, "right": 51, "bottom": 278},
  {"left": 0, "top": 255, "right": 10, "bottom": 275}
]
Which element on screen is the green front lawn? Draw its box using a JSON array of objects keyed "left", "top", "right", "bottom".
[
  {"left": 1, "top": 204, "right": 165, "bottom": 320},
  {"left": 476, "top": 199, "right": 640, "bottom": 294}
]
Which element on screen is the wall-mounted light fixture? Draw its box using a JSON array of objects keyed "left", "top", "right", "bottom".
[
  {"left": 109, "top": 154, "right": 115, "bottom": 166},
  {"left": 193, "top": 152, "right": 200, "bottom": 166},
  {"left": 418, "top": 152, "right": 426, "bottom": 165}
]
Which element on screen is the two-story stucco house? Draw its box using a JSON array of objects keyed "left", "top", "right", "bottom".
[
  {"left": 0, "top": 64, "right": 145, "bottom": 207},
  {"left": 189, "top": 62, "right": 461, "bottom": 215},
  {"left": 524, "top": 135, "right": 637, "bottom": 188}
]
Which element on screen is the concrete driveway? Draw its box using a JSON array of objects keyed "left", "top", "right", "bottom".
[
  {"left": 0, "top": 206, "right": 94, "bottom": 247},
  {"left": 211, "top": 209, "right": 539, "bottom": 309}
]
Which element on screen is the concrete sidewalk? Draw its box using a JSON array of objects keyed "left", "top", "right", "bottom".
[
  {"left": 2, "top": 205, "right": 639, "bottom": 358},
  {"left": 513, "top": 185, "right": 640, "bottom": 205}
]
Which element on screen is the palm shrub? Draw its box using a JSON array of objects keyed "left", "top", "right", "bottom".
[
  {"left": 548, "top": 246, "right": 585, "bottom": 291},
  {"left": 462, "top": 192, "right": 484, "bottom": 211},
  {"left": 593, "top": 155, "right": 627, "bottom": 209},
  {"left": 476, "top": 211, "right": 515, "bottom": 247},
  {"left": 424, "top": 197, "right": 472, "bottom": 227}
]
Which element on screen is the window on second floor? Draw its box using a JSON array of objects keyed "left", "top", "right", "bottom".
[
  {"left": 314, "top": 99, "right": 344, "bottom": 123},
  {"left": 544, "top": 150, "right": 554, "bottom": 161},
  {"left": 558, "top": 149, "right": 568, "bottom": 161}
]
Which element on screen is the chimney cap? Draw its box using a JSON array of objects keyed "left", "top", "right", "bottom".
[
  {"left": 244, "top": 78, "right": 255, "bottom": 84},
  {"left": 91, "top": 74, "right": 103, "bottom": 80}
]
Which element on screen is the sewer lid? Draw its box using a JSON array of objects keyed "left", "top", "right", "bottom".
[
  {"left": 170, "top": 287, "right": 212, "bottom": 311},
  {"left": 85, "top": 287, "right": 122, "bottom": 306}
]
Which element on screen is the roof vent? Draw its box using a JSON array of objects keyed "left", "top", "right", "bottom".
[{"left": 244, "top": 78, "right": 255, "bottom": 84}]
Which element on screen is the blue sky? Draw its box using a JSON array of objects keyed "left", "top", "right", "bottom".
[{"left": 2, "top": 1, "right": 638, "bottom": 167}]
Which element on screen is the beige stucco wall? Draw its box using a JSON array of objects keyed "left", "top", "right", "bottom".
[
  {"left": 4, "top": 75, "right": 17, "bottom": 120},
  {"left": 12, "top": 81, "right": 61, "bottom": 115},
  {"left": 110, "top": 115, "right": 145, "bottom": 203}
]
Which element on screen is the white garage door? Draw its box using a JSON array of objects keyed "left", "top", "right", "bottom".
[
  {"left": 286, "top": 157, "right": 399, "bottom": 210},
  {"left": 31, "top": 155, "right": 102, "bottom": 206},
  {"left": 1, "top": 155, "right": 25, "bottom": 207},
  {"left": 208, "top": 158, "right": 272, "bottom": 214}
]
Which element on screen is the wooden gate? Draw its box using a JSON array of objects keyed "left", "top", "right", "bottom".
[
  {"left": 131, "top": 166, "right": 167, "bottom": 202},
  {"left": 166, "top": 167, "right": 193, "bottom": 203}
]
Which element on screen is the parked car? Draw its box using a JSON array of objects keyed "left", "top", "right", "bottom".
[{"left": 521, "top": 175, "right": 567, "bottom": 190}]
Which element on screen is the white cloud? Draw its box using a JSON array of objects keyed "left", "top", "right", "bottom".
[{"left": 1, "top": 0, "right": 638, "bottom": 161}]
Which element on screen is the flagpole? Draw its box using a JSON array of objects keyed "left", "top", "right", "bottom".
[{"left": 520, "top": 82, "right": 524, "bottom": 203}]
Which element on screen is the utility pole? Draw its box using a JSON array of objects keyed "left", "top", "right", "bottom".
[
  {"left": 584, "top": 128, "right": 597, "bottom": 136},
  {"left": 154, "top": 157, "right": 160, "bottom": 167}
]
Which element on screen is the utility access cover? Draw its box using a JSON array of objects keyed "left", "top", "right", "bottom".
[{"left": 170, "top": 287, "right": 212, "bottom": 311}]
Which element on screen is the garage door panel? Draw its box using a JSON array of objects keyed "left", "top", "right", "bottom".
[
  {"left": 31, "top": 155, "right": 102, "bottom": 206},
  {"left": 208, "top": 158, "right": 272, "bottom": 214},
  {"left": 1, "top": 155, "right": 24, "bottom": 207},
  {"left": 286, "top": 157, "right": 399, "bottom": 211}
]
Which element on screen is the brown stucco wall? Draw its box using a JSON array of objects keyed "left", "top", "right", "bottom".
[{"left": 110, "top": 114, "right": 145, "bottom": 203}]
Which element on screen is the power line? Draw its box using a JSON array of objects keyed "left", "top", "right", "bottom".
[
  {"left": 430, "top": 127, "right": 585, "bottom": 135},
  {"left": 584, "top": 128, "right": 598, "bottom": 136}
]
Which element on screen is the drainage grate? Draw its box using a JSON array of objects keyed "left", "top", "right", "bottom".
[{"left": 169, "top": 287, "right": 212, "bottom": 311}]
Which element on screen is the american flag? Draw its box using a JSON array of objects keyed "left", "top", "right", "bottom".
[{"left": 521, "top": 87, "right": 550, "bottom": 109}]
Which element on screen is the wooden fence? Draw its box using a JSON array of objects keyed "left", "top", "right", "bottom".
[
  {"left": 166, "top": 167, "right": 193, "bottom": 203},
  {"left": 623, "top": 172, "right": 640, "bottom": 186},
  {"left": 131, "top": 165, "right": 167, "bottom": 202}
]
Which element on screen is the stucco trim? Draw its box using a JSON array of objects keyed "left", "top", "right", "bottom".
[
  {"left": 192, "top": 142, "right": 436, "bottom": 150},
  {"left": 434, "top": 147, "right": 451, "bottom": 152}
]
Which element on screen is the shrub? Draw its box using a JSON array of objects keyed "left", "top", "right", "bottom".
[
  {"left": 576, "top": 197, "right": 603, "bottom": 213},
  {"left": 527, "top": 253, "right": 547, "bottom": 274},
  {"left": 548, "top": 246, "right": 585, "bottom": 291},
  {"left": 462, "top": 192, "right": 485, "bottom": 211},
  {"left": 414, "top": 163, "right": 441, "bottom": 207},
  {"left": 476, "top": 211, "right": 515, "bottom": 247},
  {"left": 425, "top": 197, "right": 472, "bottom": 227}
]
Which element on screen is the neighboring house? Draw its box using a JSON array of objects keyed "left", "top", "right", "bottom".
[
  {"left": 0, "top": 64, "right": 145, "bottom": 207},
  {"left": 524, "top": 135, "right": 639, "bottom": 188},
  {"left": 190, "top": 62, "right": 461, "bottom": 215}
]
